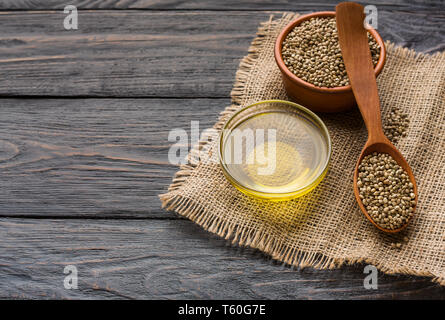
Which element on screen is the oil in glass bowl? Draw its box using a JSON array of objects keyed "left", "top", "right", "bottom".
[{"left": 219, "top": 100, "right": 331, "bottom": 200}]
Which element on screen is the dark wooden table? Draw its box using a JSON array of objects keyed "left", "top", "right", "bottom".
[{"left": 0, "top": 0, "right": 444, "bottom": 299}]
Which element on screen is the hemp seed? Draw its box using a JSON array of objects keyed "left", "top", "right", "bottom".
[
  {"left": 357, "top": 152, "right": 415, "bottom": 230},
  {"left": 282, "top": 17, "right": 380, "bottom": 88},
  {"left": 383, "top": 106, "right": 409, "bottom": 143}
]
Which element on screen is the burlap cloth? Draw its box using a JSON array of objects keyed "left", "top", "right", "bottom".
[{"left": 160, "top": 13, "right": 445, "bottom": 284}]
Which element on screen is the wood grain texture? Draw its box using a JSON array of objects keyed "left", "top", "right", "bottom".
[
  {"left": 0, "top": 98, "right": 222, "bottom": 218},
  {"left": 0, "top": 11, "right": 266, "bottom": 98},
  {"left": 0, "top": 1, "right": 444, "bottom": 299},
  {"left": 1, "top": 218, "right": 444, "bottom": 299},
  {"left": 0, "top": 10, "right": 443, "bottom": 97},
  {"left": 0, "top": 0, "right": 443, "bottom": 11}
]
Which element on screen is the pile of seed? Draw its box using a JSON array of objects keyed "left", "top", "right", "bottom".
[
  {"left": 391, "top": 236, "right": 409, "bottom": 249},
  {"left": 383, "top": 107, "right": 409, "bottom": 143},
  {"left": 357, "top": 152, "right": 415, "bottom": 230},
  {"left": 282, "top": 17, "right": 380, "bottom": 88}
]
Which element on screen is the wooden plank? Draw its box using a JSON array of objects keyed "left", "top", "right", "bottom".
[
  {"left": 0, "top": 10, "right": 443, "bottom": 97},
  {"left": 0, "top": 11, "right": 266, "bottom": 98},
  {"left": 0, "top": 0, "right": 443, "bottom": 11},
  {"left": 1, "top": 218, "right": 444, "bottom": 299},
  {"left": 0, "top": 98, "right": 224, "bottom": 218}
]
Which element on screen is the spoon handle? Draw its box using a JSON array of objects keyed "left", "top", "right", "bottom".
[{"left": 336, "top": 2, "right": 385, "bottom": 143}]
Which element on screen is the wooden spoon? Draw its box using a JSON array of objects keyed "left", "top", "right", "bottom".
[{"left": 335, "top": 2, "right": 418, "bottom": 233}]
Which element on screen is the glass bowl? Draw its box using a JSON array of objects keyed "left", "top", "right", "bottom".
[{"left": 218, "top": 100, "right": 332, "bottom": 201}]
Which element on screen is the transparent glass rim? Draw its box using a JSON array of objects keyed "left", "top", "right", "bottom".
[{"left": 218, "top": 99, "right": 332, "bottom": 199}]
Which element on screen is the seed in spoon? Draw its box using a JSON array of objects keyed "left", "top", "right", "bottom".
[{"left": 357, "top": 152, "right": 415, "bottom": 230}]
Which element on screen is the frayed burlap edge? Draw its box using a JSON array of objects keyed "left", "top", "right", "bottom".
[{"left": 160, "top": 13, "right": 445, "bottom": 286}]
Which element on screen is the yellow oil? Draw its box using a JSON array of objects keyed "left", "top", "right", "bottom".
[{"left": 222, "top": 111, "right": 328, "bottom": 197}]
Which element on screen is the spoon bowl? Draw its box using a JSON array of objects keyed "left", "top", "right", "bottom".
[
  {"left": 336, "top": 2, "right": 418, "bottom": 232},
  {"left": 353, "top": 138, "right": 418, "bottom": 233}
]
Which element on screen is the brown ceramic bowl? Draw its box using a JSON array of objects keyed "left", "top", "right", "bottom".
[{"left": 274, "top": 11, "right": 386, "bottom": 113}]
